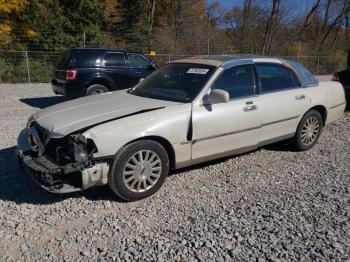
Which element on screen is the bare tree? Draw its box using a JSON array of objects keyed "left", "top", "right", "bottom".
[
  {"left": 240, "top": 0, "right": 253, "bottom": 50},
  {"left": 147, "top": 0, "right": 156, "bottom": 34},
  {"left": 319, "top": 0, "right": 350, "bottom": 49},
  {"left": 298, "top": 0, "right": 321, "bottom": 40},
  {"left": 262, "top": 0, "right": 281, "bottom": 55}
]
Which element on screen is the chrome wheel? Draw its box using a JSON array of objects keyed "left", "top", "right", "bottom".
[
  {"left": 122, "top": 150, "right": 162, "bottom": 193},
  {"left": 301, "top": 116, "right": 320, "bottom": 145}
]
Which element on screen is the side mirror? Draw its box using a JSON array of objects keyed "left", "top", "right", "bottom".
[
  {"left": 147, "top": 64, "right": 156, "bottom": 70},
  {"left": 206, "top": 89, "right": 229, "bottom": 105}
]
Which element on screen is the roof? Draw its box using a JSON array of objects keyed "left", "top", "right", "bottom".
[
  {"left": 70, "top": 47, "right": 143, "bottom": 54},
  {"left": 170, "top": 55, "right": 319, "bottom": 87},
  {"left": 171, "top": 55, "right": 282, "bottom": 67}
]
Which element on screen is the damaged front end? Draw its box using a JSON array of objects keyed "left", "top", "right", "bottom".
[{"left": 16, "top": 120, "right": 110, "bottom": 193}]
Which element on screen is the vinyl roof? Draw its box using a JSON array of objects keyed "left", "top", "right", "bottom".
[{"left": 170, "top": 55, "right": 281, "bottom": 67}]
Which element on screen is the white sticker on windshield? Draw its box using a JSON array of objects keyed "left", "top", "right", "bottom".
[{"left": 187, "top": 68, "right": 210, "bottom": 75}]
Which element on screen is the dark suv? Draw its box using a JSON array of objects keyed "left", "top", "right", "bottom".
[
  {"left": 332, "top": 50, "right": 350, "bottom": 105},
  {"left": 51, "top": 47, "right": 156, "bottom": 97}
]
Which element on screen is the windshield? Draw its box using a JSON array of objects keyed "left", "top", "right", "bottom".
[{"left": 129, "top": 63, "right": 216, "bottom": 102}]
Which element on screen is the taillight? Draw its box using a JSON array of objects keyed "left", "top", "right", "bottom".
[
  {"left": 332, "top": 72, "right": 340, "bottom": 82},
  {"left": 66, "top": 69, "right": 77, "bottom": 80}
]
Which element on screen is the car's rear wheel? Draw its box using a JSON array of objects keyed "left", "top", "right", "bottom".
[
  {"left": 292, "top": 110, "right": 323, "bottom": 151},
  {"left": 108, "top": 140, "right": 169, "bottom": 201},
  {"left": 86, "top": 84, "right": 109, "bottom": 96}
]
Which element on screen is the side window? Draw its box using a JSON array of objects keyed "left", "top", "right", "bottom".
[
  {"left": 211, "top": 65, "right": 255, "bottom": 99},
  {"left": 75, "top": 50, "right": 102, "bottom": 67},
  {"left": 127, "top": 53, "right": 151, "bottom": 68},
  {"left": 256, "top": 63, "right": 299, "bottom": 93},
  {"left": 103, "top": 53, "right": 126, "bottom": 67}
]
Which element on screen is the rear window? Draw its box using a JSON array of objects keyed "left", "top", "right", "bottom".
[
  {"left": 256, "top": 63, "right": 299, "bottom": 93},
  {"left": 74, "top": 50, "right": 102, "bottom": 68},
  {"left": 56, "top": 51, "right": 72, "bottom": 69},
  {"left": 287, "top": 60, "right": 319, "bottom": 87}
]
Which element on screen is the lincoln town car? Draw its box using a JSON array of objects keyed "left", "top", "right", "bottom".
[{"left": 17, "top": 56, "right": 346, "bottom": 201}]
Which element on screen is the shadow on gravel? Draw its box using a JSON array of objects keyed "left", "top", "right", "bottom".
[
  {"left": 0, "top": 146, "right": 121, "bottom": 205},
  {"left": 19, "top": 96, "right": 69, "bottom": 109}
]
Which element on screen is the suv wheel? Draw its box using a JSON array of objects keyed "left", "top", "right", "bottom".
[
  {"left": 86, "top": 84, "right": 109, "bottom": 96},
  {"left": 292, "top": 110, "right": 323, "bottom": 151},
  {"left": 108, "top": 140, "right": 169, "bottom": 201}
]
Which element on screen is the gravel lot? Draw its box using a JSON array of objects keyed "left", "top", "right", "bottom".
[{"left": 0, "top": 83, "right": 349, "bottom": 261}]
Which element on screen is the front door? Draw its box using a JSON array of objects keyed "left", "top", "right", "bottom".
[
  {"left": 102, "top": 52, "right": 131, "bottom": 90},
  {"left": 126, "top": 53, "right": 155, "bottom": 87},
  {"left": 191, "top": 64, "right": 261, "bottom": 162}
]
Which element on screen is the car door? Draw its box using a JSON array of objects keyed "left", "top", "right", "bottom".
[
  {"left": 191, "top": 64, "right": 261, "bottom": 162},
  {"left": 126, "top": 53, "right": 155, "bottom": 87},
  {"left": 102, "top": 52, "right": 131, "bottom": 90},
  {"left": 255, "top": 63, "right": 310, "bottom": 143}
]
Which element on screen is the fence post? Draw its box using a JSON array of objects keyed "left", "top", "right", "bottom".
[
  {"left": 297, "top": 41, "right": 301, "bottom": 62},
  {"left": 316, "top": 56, "right": 320, "bottom": 76},
  {"left": 168, "top": 55, "right": 171, "bottom": 62},
  {"left": 25, "top": 51, "right": 31, "bottom": 84},
  {"left": 83, "top": 30, "right": 86, "bottom": 46},
  {"left": 207, "top": 13, "right": 211, "bottom": 55}
]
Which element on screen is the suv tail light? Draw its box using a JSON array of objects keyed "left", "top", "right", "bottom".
[
  {"left": 66, "top": 69, "right": 77, "bottom": 80},
  {"left": 332, "top": 72, "right": 340, "bottom": 82}
]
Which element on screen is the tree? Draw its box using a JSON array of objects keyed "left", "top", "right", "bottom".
[
  {"left": 262, "top": 0, "right": 282, "bottom": 55},
  {"left": 0, "top": 0, "right": 28, "bottom": 49}
]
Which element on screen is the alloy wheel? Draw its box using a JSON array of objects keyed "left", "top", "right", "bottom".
[
  {"left": 122, "top": 150, "right": 162, "bottom": 193},
  {"left": 301, "top": 116, "right": 320, "bottom": 145}
]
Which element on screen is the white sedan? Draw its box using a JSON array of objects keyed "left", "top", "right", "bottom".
[{"left": 17, "top": 56, "right": 346, "bottom": 201}]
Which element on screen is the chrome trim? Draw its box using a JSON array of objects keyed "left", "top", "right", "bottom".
[
  {"left": 330, "top": 102, "right": 346, "bottom": 109},
  {"left": 181, "top": 126, "right": 260, "bottom": 145},
  {"left": 181, "top": 115, "right": 299, "bottom": 145},
  {"left": 262, "top": 115, "right": 299, "bottom": 127}
]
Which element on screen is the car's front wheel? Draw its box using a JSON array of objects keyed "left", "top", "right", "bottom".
[
  {"left": 108, "top": 140, "right": 169, "bottom": 201},
  {"left": 292, "top": 110, "right": 323, "bottom": 151}
]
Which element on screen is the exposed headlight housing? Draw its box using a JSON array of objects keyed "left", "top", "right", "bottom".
[
  {"left": 70, "top": 134, "right": 97, "bottom": 162},
  {"left": 73, "top": 142, "right": 88, "bottom": 162}
]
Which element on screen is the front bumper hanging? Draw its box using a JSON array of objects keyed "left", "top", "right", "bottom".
[
  {"left": 16, "top": 129, "right": 109, "bottom": 194},
  {"left": 16, "top": 148, "right": 83, "bottom": 193}
]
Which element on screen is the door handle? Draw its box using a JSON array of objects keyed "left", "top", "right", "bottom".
[
  {"left": 134, "top": 71, "right": 142, "bottom": 74},
  {"left": 243, "top": 105, "right": 258, "bottom": 112},
  {"left": 295, "top": 94, "right": 306, "bottom": 100},
  {"left": 104, "top": 69, "right": 112, "bottom": 73}
]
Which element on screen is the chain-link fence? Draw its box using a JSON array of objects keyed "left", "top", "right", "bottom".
[{"left": 0, "top": 50, "right": 347, "bottom": 83}]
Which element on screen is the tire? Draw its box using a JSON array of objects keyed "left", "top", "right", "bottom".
[
  {"left": 108, "top": 140, "right": 169, "bottom": 201},
  {"left": 292, "top": 110, "right": 323, "bottom": 151},
  {"left": 86, "top": 84, "right": 109, "bottom": 96}
]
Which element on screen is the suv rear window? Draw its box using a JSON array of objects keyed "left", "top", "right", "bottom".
[
  {"left": 104, "top": 53, "right": 126, "bottom": 67},
  {"left": 56, "top": 50, "right": 72, "bottom": 69},
  {"left": 74, "top": 50, "right": 102, "bottom": 67}
]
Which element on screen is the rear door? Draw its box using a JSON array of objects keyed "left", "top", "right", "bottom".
[
  {"left": 126, "top": 53, "right": 155, "bottom": 86},
  {"left": 102, "top": 52, "right": 131, "bottom": 90},
  {"left": 255, "top": 63, "right": 310, "bottom": 143}
]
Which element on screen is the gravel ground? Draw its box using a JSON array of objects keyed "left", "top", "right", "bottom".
[{"left": 0, "top": 84, "right": 349, "bottom": 261}]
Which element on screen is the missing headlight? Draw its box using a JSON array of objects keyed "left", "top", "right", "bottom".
[
  {"left": 70, "top": 134, "right": 97, "bottom": 162},
  {"left": 73, "top": 142, "right": 88, "bottom": 162}
]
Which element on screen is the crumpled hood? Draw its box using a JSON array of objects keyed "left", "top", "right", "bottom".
[{"left": 33, "top": 91, "right": 180, "bottom": 138}]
